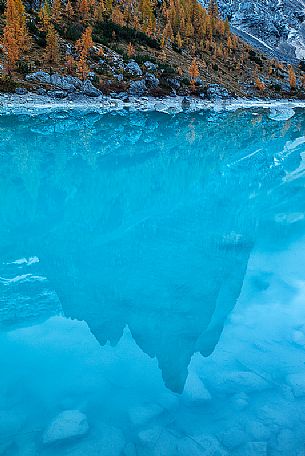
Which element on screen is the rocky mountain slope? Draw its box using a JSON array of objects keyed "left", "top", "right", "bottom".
[
  {"left": 1, "top": 0, "right": 305, "bottom": 99},
  {"left": 203, "top": 0, "right": 305, "bottom": 63}
]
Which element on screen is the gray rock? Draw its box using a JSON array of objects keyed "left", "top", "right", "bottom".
[
  {"left": 119, "top": 92, "right": 129, "bottom": 103},
  {"left": 118, "top": 92, "right": 129, "bottom": 101},
  {"left": 15, "top": 87, "right": 28, "bottom": 95},
  {"left": 110, "top": 91, "right": 129, "bottom": 101},
  {"left": 25, "top": 71, "right": 51, "bottom": 84},
  {"left": 145, "top": 73, "right": 159, "bottom": 88},
  {"left": 65, "top": 43, "right": 74, "bottom": 55},
  {"left": 26, "top": 71, "right": 82, "bottom": 93},
  {"left": 47, "top": 90, "right": 67, "bottom": 99},
  {"left": 82, "top": 80, "right": 101, "bottom": 97},
  {"left": 167, "top": 78, "right": 181, "bottom": 90},
  {"left": 50, "top": 73, "right": 76, "bottom": 92},
  {"left": 201, "top": 0, "right": 305, "bottom": 62},
  {"left": 182, "top": 97, "right": 191, "bottom": 109},
  {"left": 64, "top": 75, "right": 82, "bottom": 90},
  {"left": 144, "top": 61, "right": 157, "bottom": 72},
  {"left": 115, "top": 73, "right": 124, "bottom": 82},
  {"left": 49, "top": 73, "right": 63, "bottom": 87},
  {"left": 36, "top": 87, "right": 47, "bottom": 96},
  {"left": 125, "top": 60, "right": 142, "bottom": 76},
  {"left": 128, "top": 79, "right": 147, "bottom": 96},
  {"left": 277, "top": 68, "right": 288, "bottom": 79},
  {"left": 206, "top": 84, "right": 229, "bottom": 100}
]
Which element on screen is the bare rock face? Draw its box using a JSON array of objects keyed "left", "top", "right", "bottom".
[
  {"left": 206, "top": 84, "right": 230, "bottom": 100},
  {"left": 82, "top": 80, "right": 102, "bottom": 97},
  {"left": 129, "top": 79, "right": 147, "bottom": 96},
  {"left": 125, "top": 60, "right": 143, "bottom": 76},
  {"left": 145, "top": 73, "right": 160, "bottom": 88},
  {"left": 201, "top": 0, "right": 305, "bottom": 62}
]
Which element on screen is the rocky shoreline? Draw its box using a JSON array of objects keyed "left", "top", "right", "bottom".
[
  {"left": 1, "top": 68, "right": 304, "bottom": 117},
  {"left": 1, "top": 90, "right": 305, "bottom": 118}
]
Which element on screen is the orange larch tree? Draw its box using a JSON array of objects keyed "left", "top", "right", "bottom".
[
  {"left": 75, "top": 26, "right": 93, "bottom": 79},
  {"left": 45, "top": 22, "right": 61, "bottom": 64},
  {"left": 52, "top": 0, "right": 62, "bottom": 22},
  {"left": 189, "top": 58, "right": 199, "bottom": 91},
  {"left": 288, "top": 65, "right": 297, "bottom": 90},
  {"left": 65, "top": 0, "right": 74, "bottom": 17},
  {"left": 127, "top": 42, "right": 135, "bottom": 57},
  {"left": 78, "top": 0, "right": 90, "bottom": 22},
  {"left": 3, "top": 0, "right": 31, "bottom": 72},
  {"left": 38, "top": 1, "right": 51, "bottom": 31},
  {"left": 94, "top": 0, "right": 105, "bottom": 22}
]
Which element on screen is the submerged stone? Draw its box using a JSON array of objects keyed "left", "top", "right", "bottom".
[
  {"left": 268, "top": 107, "right": 295, "bottom": 121},
  {"left": 42, "top": 410, "right": 89, "bottom": 445}
]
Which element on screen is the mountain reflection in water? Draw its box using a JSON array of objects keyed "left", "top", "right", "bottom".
[{"left": 1, "top": 109, "right": 305, "bottom": 392}]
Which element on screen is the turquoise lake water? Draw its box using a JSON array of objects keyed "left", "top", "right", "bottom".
[{"left": 1, "top": 107, "right": 305, "bottom": 455}]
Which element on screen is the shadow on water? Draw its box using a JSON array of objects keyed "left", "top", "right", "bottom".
[{"left": 1, "top": 108, "right": 305, "bottom": 393}]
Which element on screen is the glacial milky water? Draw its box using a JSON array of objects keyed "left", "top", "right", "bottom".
[{"left": 1, "top": 107, "right": 305, "bottom": 456}]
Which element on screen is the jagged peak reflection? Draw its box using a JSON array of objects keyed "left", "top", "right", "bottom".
[{"left": 1, "top": 110, "right": 305, "bottom": 392}]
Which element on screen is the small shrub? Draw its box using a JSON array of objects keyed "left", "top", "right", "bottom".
[
  {"left": 63, "top": 22, "right": 84, "bottom": 41},
  {"left": 272, "top": 83, "right": 281, "bottom": 92},
  {"left": 0, "top": 76, "right": 17, "bottom": 93},
  {"left": 149, "top": 86, "right": 171, "bottom": 97},
  {"left": 159, "top": 63, "right": 176, "bottom": 75},
  {"left": 133, "top": 54, "right": 157, "bottom": 65},
  {"left": 99, "top": 79, "right": 128, "bottom": 94},
  {"left": 299, "top": 60, "right": 305, "bottom": 71},
  {"left": 93, "top": 21, "right": 160, "bottom": 49},
  {"left": 17, "top": 60, "right": 31, "bottom": 74},
  {"left": 27, "top": 18, "right": 46, "bottom": 46}
]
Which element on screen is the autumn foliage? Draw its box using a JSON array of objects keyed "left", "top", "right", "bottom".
[
  {"left": 45, "top": 23, "right": 60, "bottom": 64},
  {"left": 3, "top": 0, "right": 31, "bottom": 72},
  {"left": 1, "top": 0, "right": 235, "bottom": 77},
  {"left": 288, "top": 65, "right": 296, "bottom": 90},
  {"left": 189, "top": 59, "right": 199, "bottom": 91},
  {"left": 0, "top": 0, "right": 301, "bottom": 98},
  {"left": 75, "top": 26, "right": 93, "bottom": 79},
  {"left": 255, "top": 77, "right": 265, "bottom": 92}
]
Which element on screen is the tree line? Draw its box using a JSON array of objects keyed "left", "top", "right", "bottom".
[{"left": 1, "top": 0, "right": 235, "bottom": 78}]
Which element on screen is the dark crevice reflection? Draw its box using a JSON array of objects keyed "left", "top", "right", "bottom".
[{"left": 1, "top": 109, "right": 305, "bottom": 393}]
